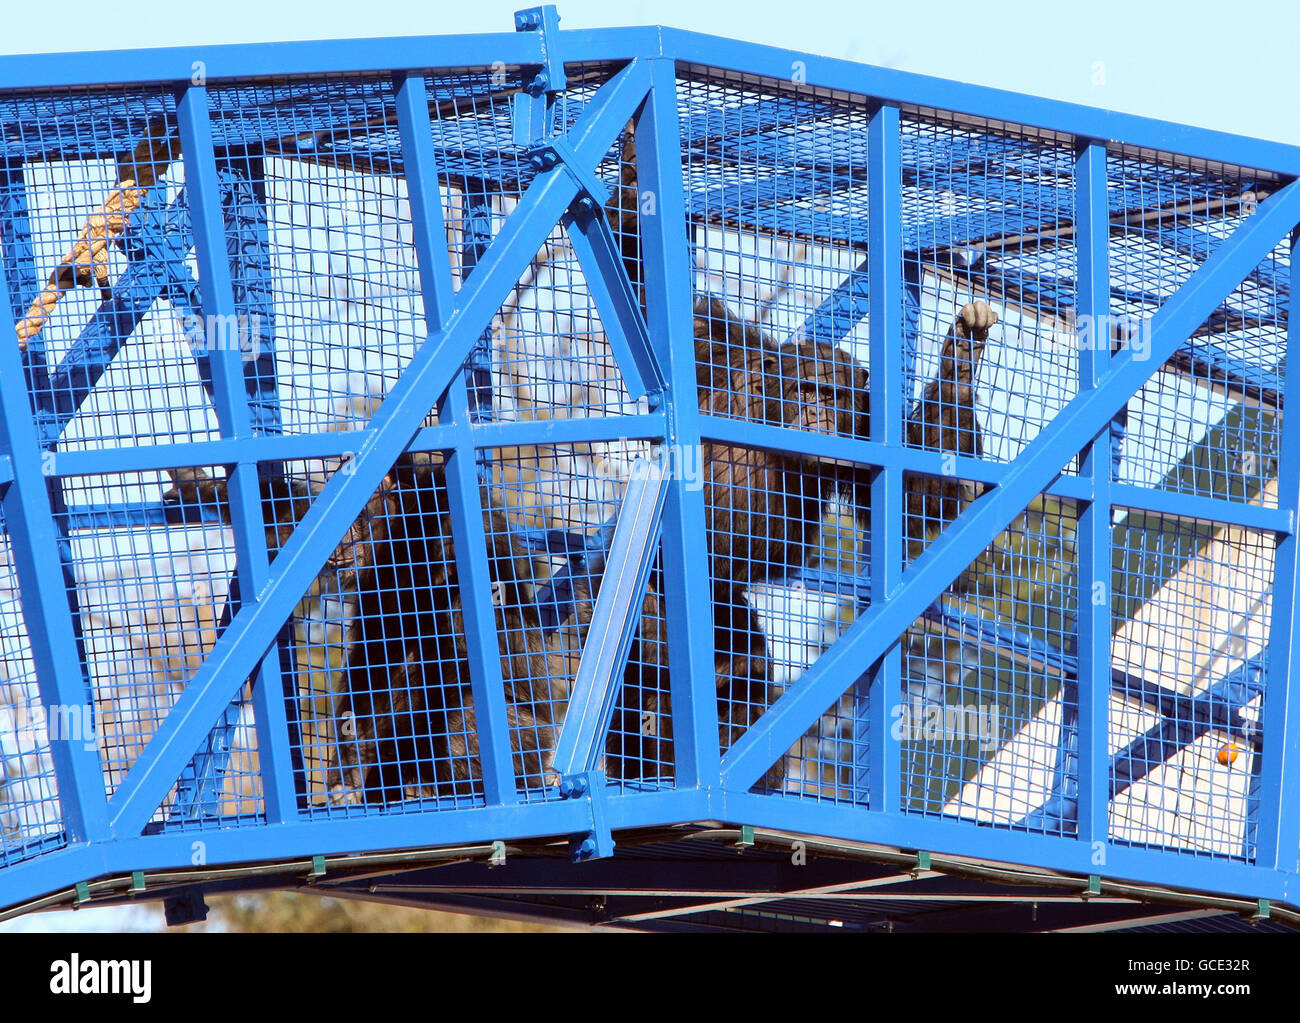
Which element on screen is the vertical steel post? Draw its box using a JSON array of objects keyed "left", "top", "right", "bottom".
[
  {"left": 220, "top": 158, "right": 282, "bottom": 438},
  {"left": 1074, "top": 140, "right": 1113, "bottom": 847},
  {"left": 862, "top": 102, "right": 903, "bottom": 812},
  {"left": 1255, "top": 224, "right": 1300, "bottom": 871},
  {"left": 176, "top": 84, "right": 298, "bottom": 824},
  {"left": 636, "top": 58, "right": 719, "bottom": 789},
  {"left": 395, "top": 71, "right": 517, "bottom": 804}
]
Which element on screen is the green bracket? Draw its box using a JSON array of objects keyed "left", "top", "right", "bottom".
[
  {"left": 1252, "top": 898, "right": 1270, "bottom": 922},
  {"left": 905, "top": 850, "right": 932, "bottom": 878},
  {"left": 308, "top": 855, "right": 326, "bottom": 880},
  {"left": 736, "top": 825, "right": 755, "bottom": 850},
  {"left": 129, "top": 871, "right": 146, "bottom": 894},
  {"left": 73, "top": 881, "right": 89, "bottom": 906},
  {"left": 1083, "top": 874, "right": 1102, "bottom": 899},
  {"left": 488, "top": 840, "right": 507, "bottom": 868}
]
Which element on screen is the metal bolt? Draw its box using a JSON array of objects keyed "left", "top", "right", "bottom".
[
  {"left": 576, "top": 837, "right": 596, "bottom": 858},
  {"left": 561, "top": 775, "right": 587, "bottom": 798}
]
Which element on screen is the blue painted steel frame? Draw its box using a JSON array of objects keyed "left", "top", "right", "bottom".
[
  {"left": 862, "top": 102, "right": 903, "bottom": 812},
  {"left": 1, "top": 13, "right": 1300, "bottom": 917}
]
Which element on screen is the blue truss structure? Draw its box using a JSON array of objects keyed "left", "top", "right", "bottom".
[{"left": 0, "top": 7, "right": 1296, "bottom": 932}]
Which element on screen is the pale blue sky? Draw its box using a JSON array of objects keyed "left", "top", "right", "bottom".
[{"left": 2, "top": 0, "right": 1298, "bottom": 147}]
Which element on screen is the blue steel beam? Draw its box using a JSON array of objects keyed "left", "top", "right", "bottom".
[
  {"left": 516, "top": 5, "right": 567, "bottom": 93},
  {"left": 0, "top": 167, "right": 102, "bottom": 835},
  {"left": 1020, "top": 658, "right": 1264, "bottom": 833},
  {"left": 862, "top": 102, "right": 904, "bottom": 812},
  {"left": 3, "top": 779, "right": 1297, "bottom": 921},
  {"left": 218, "top": 161, "right": 281, "bottom": 437},
  {"left": 0, "top": 166, "right": 105, "bottom": 840},
  {"left": 634, "top": 56, "right": 720, "bottom": 789},
  {"left": 3, "top": 24, "right": 1299, "bottom": 175},
  {"left": 46, "top": 413, "right": 668, "bottom": 479},
  {"left": 458, "top": 178, "right": 497, "bottom": 423},
  {"left": 103, "top": 60, "right": 653, "bottom": 835},
  {"left": 550, "top": 458, "right": 668, "bottom": 778},
  {"left": 715, "top": 790, "right": 1290, "bottom": 907},
  {"left": 1254, "top": 226, "right": 1300, "bottom": 872},
  {"left": 151, "top": 156, "right": 291, "bottom": 824},
  {"left": 0, "top": 32, "right": 552, "bottom": 92},
  {"left": 794, "top": 252, "right": 868, "bottom": 350},
  {"left": 698, "top": 412, "right": 1292, "bottom": 534},
  {"left": 721, "top": 179, "right": 1300, "bottom": 792},
  {"left": 1074, "top": 140, "right": 1113, "bottom": 845},
  {"left": 532, "top": 521, "right": 615, "bottom": 633},
  {"left": 116, "top": 189, "right": 204, "bottom": 327},
  {"left": 175, "top": 83, "right": 299, "bottom": 825},
  {"left": 397, "top": 69, "right": 517, "bottom": 805}
]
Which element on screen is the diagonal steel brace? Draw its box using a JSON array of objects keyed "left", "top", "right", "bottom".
[{"left": 720, "top": 180, "right": 1300, "bottom": 792}]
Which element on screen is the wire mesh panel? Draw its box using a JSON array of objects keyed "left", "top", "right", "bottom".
[
  {"left": 669, "top": 67, "right": 1293, "bottom": 857},
  {"left": 1110, "top": 509, "right": 1272, "bottom": 860},
  {"left": 207, "top": 76, "right": 423, "bottom": 437},
  {"left": 902, "top": 111, "right": 1080, "bottom": 469},
  {"left": 55, "top": 467, "right": 264, "bottom": 825},
  {"left": 1110, "top": 147, "right": 1286, "bottom": 506},
  {"left": 0, "top": 516, "right": 65, "bottom": 866},
  {"left": 899, "top": 492, "right": 1079, "bottom": 832},
  {"left": 2, "top": 88, "right": 219, "bottom": 454},
  {"left": 675, "top": 67, "right": 873, "bottom": 795}
]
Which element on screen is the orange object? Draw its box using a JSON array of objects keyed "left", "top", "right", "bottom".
[{"left": 1218, "top": 743, "right": 1240, "bottom": 766}]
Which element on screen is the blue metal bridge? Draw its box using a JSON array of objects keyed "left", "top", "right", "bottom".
[{"left": 0, "top": 7, "right": 1296, "bottom": 932}]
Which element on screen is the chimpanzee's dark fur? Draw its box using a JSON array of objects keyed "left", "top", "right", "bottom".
[
  {"left": 603, "top": 123, "right": 994, "bottom": 785},
  {"left": 600, "top": 125, "right": 874, "bottom": 783},
  {"left": 163, "top": 457, "right": 559, "bottom": 806},
  {"left": 904, "top": 303, "right": 994, "bottom": 567},
  {"left": 328, "top": 456, "right": 559, "bottom": 804}
]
